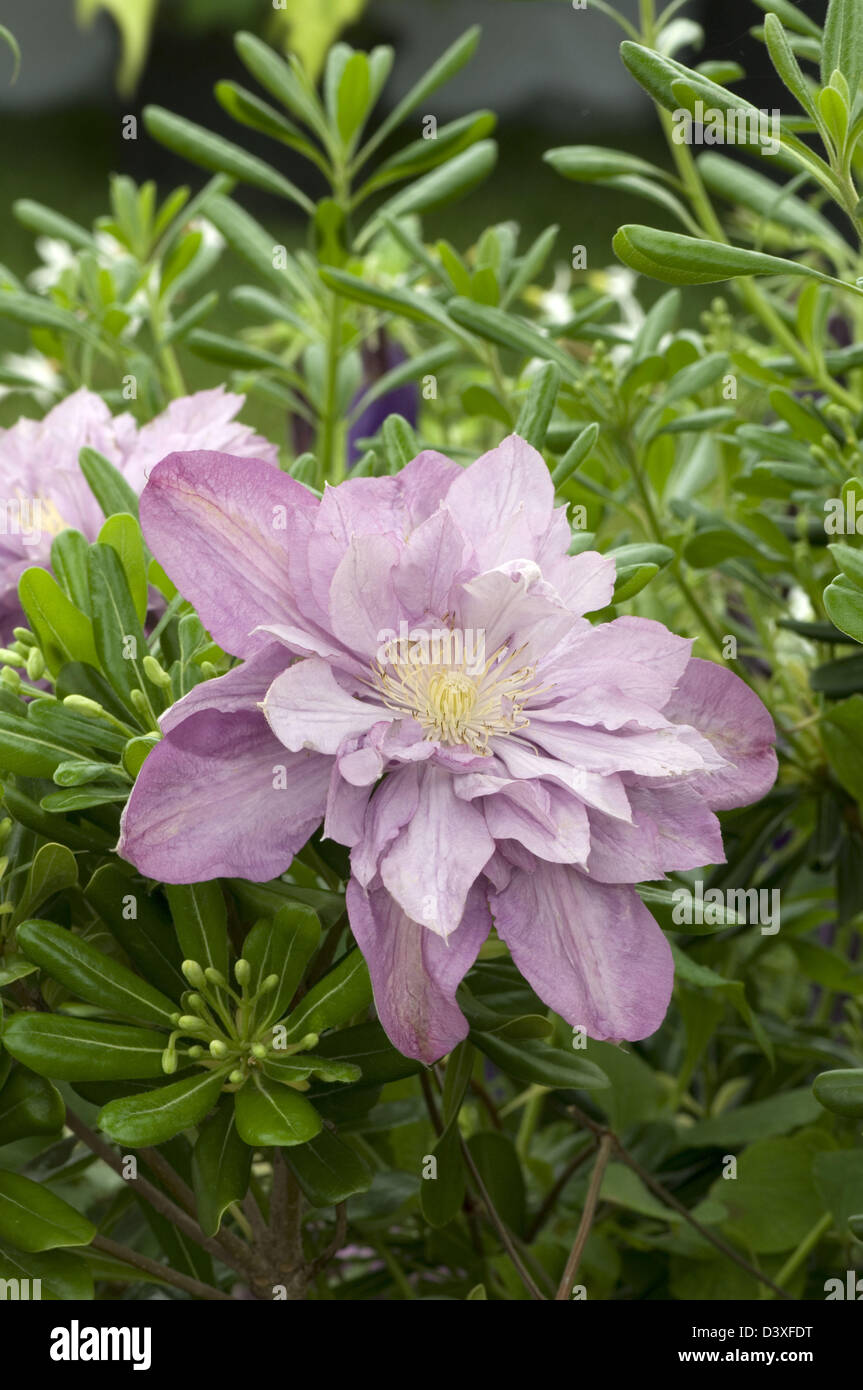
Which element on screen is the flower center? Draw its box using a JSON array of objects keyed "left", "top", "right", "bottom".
[{"left": 373, "top": 638, "right": 541, "bottom": 754}]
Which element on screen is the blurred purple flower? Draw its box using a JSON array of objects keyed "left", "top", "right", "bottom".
[
  {"left": 0, "top": 386, "right": 277, "bottom": 638},
  {"left": 119, "top": 436, "right": 777, "bottom": 1062},
  {"left": 347, "top": 335, "right": 419, "bottom": 467}
]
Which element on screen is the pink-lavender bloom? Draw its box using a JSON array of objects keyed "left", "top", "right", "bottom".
[
  {"left": 118, "top": 436, "right": 776, "bottom": 1062},
  {"left": 0, "top": 386, "right": 278, "bottom": 637}
]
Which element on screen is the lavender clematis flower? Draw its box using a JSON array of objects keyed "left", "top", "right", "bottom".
[
  {"left": 0, "top": 386, "right": 277, "bottom": 637},
  {"left": 118, "top": 435, "right": 777, "bottom": 1062}
]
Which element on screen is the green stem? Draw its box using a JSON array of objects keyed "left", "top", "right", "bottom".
[{"left": 772, "top": 1212, "right": 833, "bottom": 1294}]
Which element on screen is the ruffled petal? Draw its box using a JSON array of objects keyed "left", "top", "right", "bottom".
[{"left": 490, "top": 865, "right": 674, "bottom": 1041}]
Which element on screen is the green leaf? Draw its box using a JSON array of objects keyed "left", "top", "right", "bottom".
[
  {"left": 813, "top": 1150, "right": 863, "bottom": 1230},
  {"left": 244, "top": 902, "right": 321, "bottom": 1029},
  {"left": 361, "top": 112, "right": 496, "bottom": 197},
  {"left": 0, "top": 1170, "right": 95, "bottom": 1252},
  {"left": 467, "top": 1130, "right": 526, "bottom": 1235},
  {"left": 79, "top": 446, "right": 140, "bottom": 522},
  {"left": 676, "top": 1087, "right": 823, "bottom": 1147},
  {"left": 165, "top": 882, "right": 230, "bottom": 980},
  {"left": 356, "top": 26, "right": 481, "bottom": 165},
  {"left": 2, "top": 1014, "right": 170, "bottom": 1081},
  {"left": 822, "top": 0, "right": 863, "bottom": 92},
  {"left": 336, "top": 51, "right": 370, "bottom": 144},
  {"left": 98, "top": 1068, "right": 227, "bottom": 1146},
  {"left": 192, "top": 1097, "right": 252, "bottom": 1236},
  {"left": 515, "top": 362, "right": 560, "bottom": 449},
  {"left": 234, "top": 1073, "right": 322, "bottom": 1147},
  {"left": 420, "top": 1120, "right": 464, "bottom": 1229},
  {"left": 447, "top": 296, "right": 576, "bottom": 376},
  {"left": 472, "top": 1032, "right": 609, "bottom": 1090},
  {"left": 545, "top": 144, "right": 671, "bottom": 182},
  {"left": 16, "top": 919, "right": 178, "bottom": 1027},
  {"left": 280, "top": 949, "right": 372, "bottom": 1041},
  {"left": 613, "top": 224, "right": 833, "bottom": 286},
  {"left": 84, "top": 865, "right": 185, "bottom": 999},
  {"left": 51, "top": 530, "right": 93, "bottom": 616},
  {"left": 764, "top": 14, "right": 819, "bottom": 119},
  {"left": 708, "top": 1130, "right": 832, "bottom": 1253},
  {"left": 0, "top": 1243, "right": 93, "bottom": 1300},
  {"left": 143, "top": 106, "right": 314, "bottom": 213},
  {"left": 825, "top": 574, "right": 863, "bottom": 643},
  {"left": 358, "top": 142, "right": 497, "bottom": 247},
  {"left": 18, "top": 567, "right": 98, "bottom": 675},
  {"left": 311, "top": 1020, "right": 422, "bottom": 1089},
  {"left": 813, "top": 1067, "right": 863, "bottom": 1117},
  {"left": 821, "top": 695, "right": 863, "bottom": 801},
  {"left": 284, "top": 1127, "right": 373, "bottom": 1205},
  {"left": 0, "top": 1067, "right": 64, "bottom": 1145},
  {"left": 9, "top": 843, "right": 78, "bottom": 930},
  {"left": 98, "top": 513, "right": 147, "bottom": 624},
  {"left": 87, "top": 542, "right": 161, "bottom": 723}
]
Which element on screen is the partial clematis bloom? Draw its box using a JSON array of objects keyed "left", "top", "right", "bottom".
[
  {"left": 0, "top": 386, "right": 278, "bottom": 637},
  {"left": 118, "top": 436, "right": 777, "bottom": 1063}
]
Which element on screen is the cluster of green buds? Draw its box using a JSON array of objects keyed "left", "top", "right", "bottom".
[
  {"left": 0, "top": 627, "right": 46, "bottom": 692},
  {"left": 162, "top": 957, "right": 320, "bottom": 1092},
  {"left": 699, "top": 295, "right": 734, "bottom": 351}
]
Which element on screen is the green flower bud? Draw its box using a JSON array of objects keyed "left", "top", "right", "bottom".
[
  {"left": 229, "top": 1069, "right": 244, "bottom": 1084},
  {"left": 181, "top": 959, "right": 207, "bottom": 989},
  {"left": 143, "top": 654, "right": 172, "bottom": 689},
  {"left": 204, "top": 967, "right": 227, "bottom": 988},
  {"left": 63, "top": 694, "right": 103, "bottom": 717},
  {"left": 251, "top": 1043, "right": 267, "bottom": 1060},
  {"left": 0, "top": 667, "right": 21, "bottom": 691},
  {"left": 234, "top": 958, "right": 251, "bottom": 986},
  {"left": 161, "top": 1047, "right": 177, "bottom": 1075},
  {"left": 260, "top": 974, "right": 280, "bottom": 994},
  {"left": 25, "top": 647, "right": 45, "bottom": 681},
  {"left": 209, "top": 1039, "right": 228, "bottom": 1059},
  {"left": 13, "top": 628, "right": 35, "bottom": 646},
  {"left": 178, "top": 1015, "right": 209, "bottom": 1033}
]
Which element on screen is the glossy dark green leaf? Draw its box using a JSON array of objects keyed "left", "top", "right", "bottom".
[
  {"left": 0, "top": 1066, "right": 64, "bottom": 1145},
  {"left": 467, "top": 1130, "right": 526, "bottom": 1236},
  {"left": 241, "top": 900, "right": 319, "bottom": 1034},
  {"left": 16, "top": 919, "right": 178, "bottom": 1026},
  {"left": 472, "top": 1032, "right": 609, "bottom": 1090},
  {"left": 312, "top": 1020, "right": 422, "bottom": 1089},
  {"left": 234, "top": 1072, "right": 322, "bottom": 1147},
  {"left": 0, "top": 1170, "right": 95, "bottom": 1251},
  {"left": 192, "top": 1097, "right": 252, "bottom": 1237},
  {"left": 420, "top": 1120, "right": 464, "bottom": 1229},
  {"left": 165, "top": 882, "right": 230, "bottom": 979},
  {"left": 98, "top": 1067, "right": 227, "bottom": 1146},
  {"left": 0, "top": 1242, "right": 94, "bottom": 1299},
  {"left": 2, "top": 1014, "right": 170, "bottom": 1081},
  {"left": 285, "top": 1127, "right": 373, "bottom": 1206},
  {"left": 280, "top": 949, "right": 372, "bottom": 1042},
  {"left": 85, "top": 866, "right": 185, "bottom": 999}
]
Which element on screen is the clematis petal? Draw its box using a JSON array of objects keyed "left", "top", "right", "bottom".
[
  {"left": 444, "top": 435, "right": 555, "bottom": 560},
  {"left": 586, "top": 783, "right": 725, "bottom": 882},
  {"left": 160, "top": 644, "right": 288, "bottom": 733},
  {"left": 139, "top": 451, "right": 317, "bottom": 658},
  {"left": 263, "top": 658, "right": 390, "bottom": 754},
  {"left": 490, "top": 865, "right": 674, "bottom": 1041},
  {"left": 347, "top": 878, "right": 490, "bottom": 1063},
  {"left": 328, "top": 532, "right": 404, "bottom": 659},
  {"left": 118, "top": 709, "right": 330, "bottom": 883},
  {"left": 662, "top": 657, "right": 778, "bottom": 809},
  {"left": 379, "top": 764, "right": 494, "bottom": 936}
]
